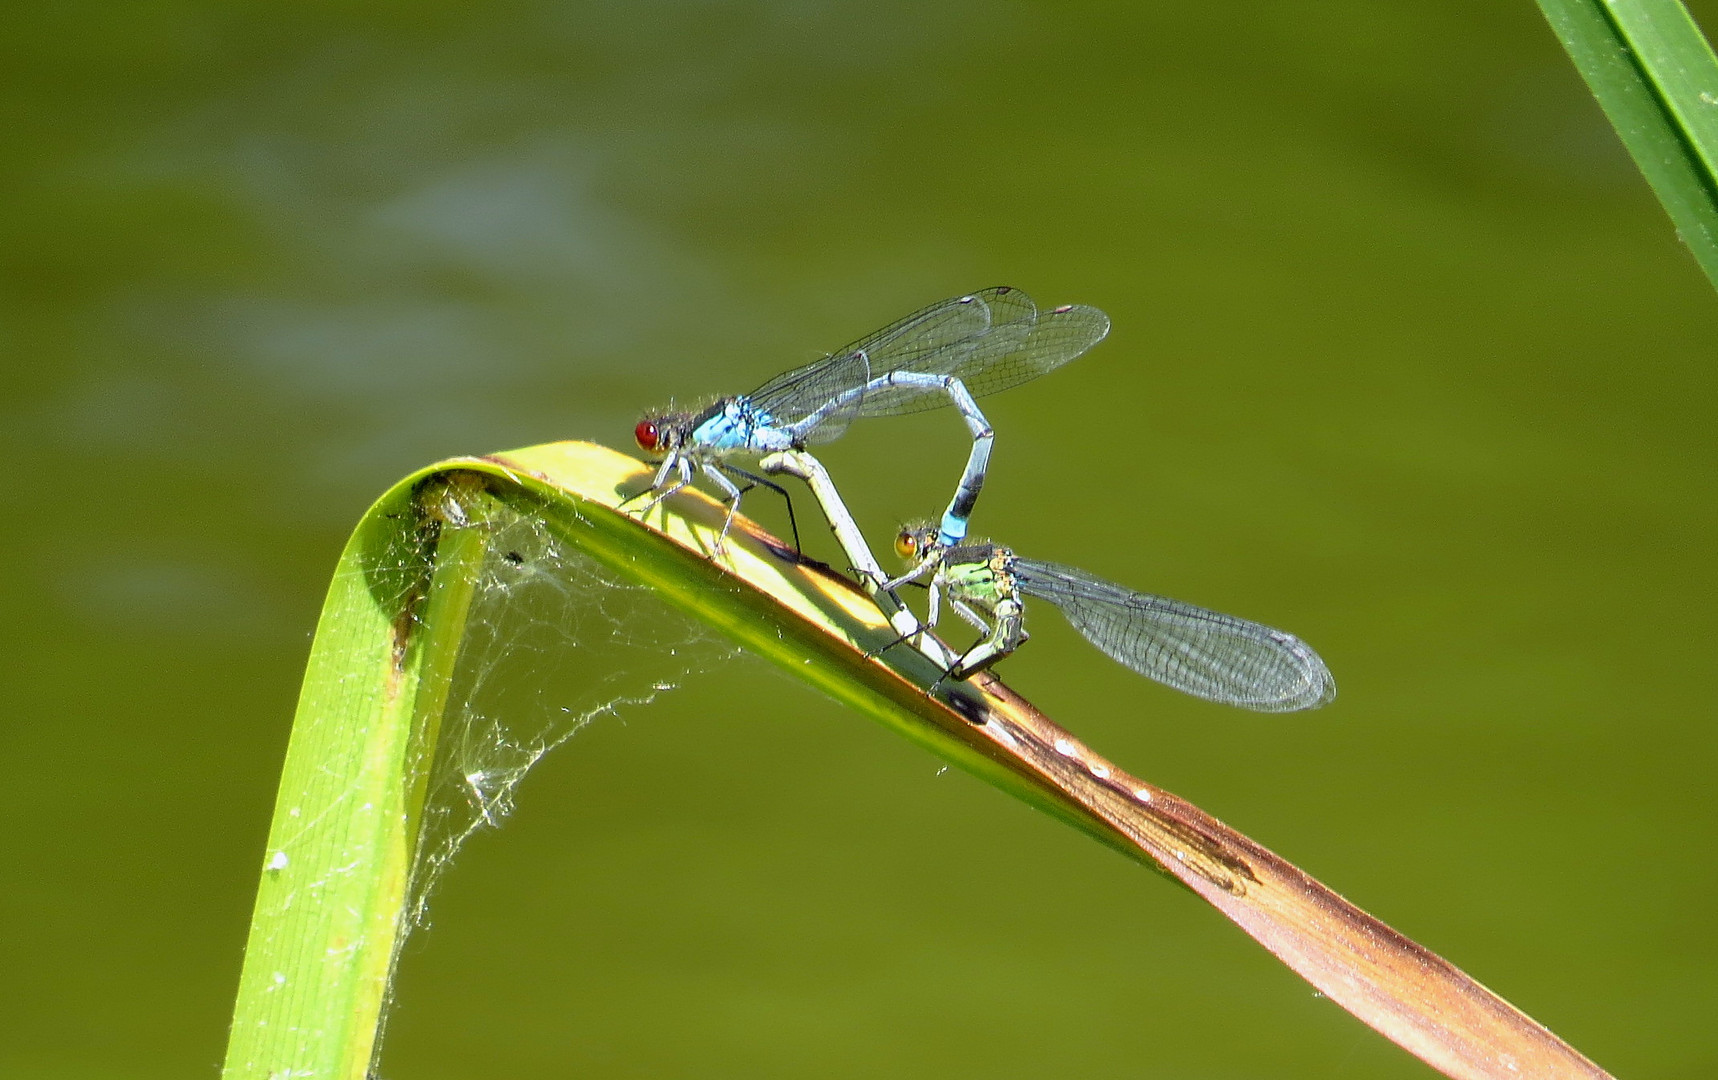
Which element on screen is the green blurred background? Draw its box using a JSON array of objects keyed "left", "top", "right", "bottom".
[{"left": 4, "top": 2, "right": 1715, "bottom": 1076}]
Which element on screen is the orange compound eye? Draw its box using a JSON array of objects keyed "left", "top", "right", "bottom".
[
  {"left": 893, "top": 530, "right": 918, "bottom": 560},
  {"left": 634, "top": 421, "right": 661, "bottom": 452}
]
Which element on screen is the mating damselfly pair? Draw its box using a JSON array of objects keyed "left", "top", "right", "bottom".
[{"left": 624, "top": 286, "right": 1334, "bottom": 713}]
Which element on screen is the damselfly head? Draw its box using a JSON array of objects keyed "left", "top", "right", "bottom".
[
  {"left": 633, "top": 413, "right": 689, "bottom": 453},
  {"left": 894, "top": 523, "right": 941, "bottom": 563}
]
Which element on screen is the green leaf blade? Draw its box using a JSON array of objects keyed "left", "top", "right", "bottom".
[
  {"left": 225, "top": 441, "right": 1616, "bottom": 1080},
  {"left": 1539, "top": 0, "right": 1718, "bottom": 287},
  {"left": 222, "top": 475, "right": 493, "bottom": 1079}
]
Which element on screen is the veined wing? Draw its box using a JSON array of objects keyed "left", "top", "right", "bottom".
[
  {"left": 857, "top": 288, "right": 1110, "bottom": 417},
  {"left": 744, "top": 291, "right": 994, "bottom": 440},
  {"left": 1010, "top": 559, "right": 1335, "bottom": 712},
  {"left": 950, "top": 300, "right": 1108, "bottom": 401}
]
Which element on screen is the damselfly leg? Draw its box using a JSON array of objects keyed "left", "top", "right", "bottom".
[
  {"left": 713, "top": 463, "right": 804, "bottom": 553},
  {"left": 619, "top": 454, "right": 692, "bottom": 512},
  {"left": 622, "top": 453, "right": 803, "bottom": 555}
]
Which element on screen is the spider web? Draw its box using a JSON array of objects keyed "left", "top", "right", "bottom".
[{"left": 397, "top": 496, "right": 735, "bottom": 939}]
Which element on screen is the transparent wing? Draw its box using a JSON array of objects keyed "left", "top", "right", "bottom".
[
  {"left": 948, "top": 300, "right": 1109, "bottom": 401},
  {"left": 857, "top": 289, "right": 1110, "bottom": 417},
  {"left": 1011, "top": 559, "right": 1335, "bottom": 712},
  {"left": 851, "top": 287, "right": 1026, "bottom": 415},
  {"left": 747, "top": 349, "right": 872, "bottom": 445},
  {"left": 744, "top": 292, "right": 993, "bottom": 439}
]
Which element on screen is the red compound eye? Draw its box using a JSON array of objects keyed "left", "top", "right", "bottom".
[
  {"left": 894, "top": 530, "right": 918, "bottom": 560},
  {"left": 634, "top": 420, "right": 661, "bottom": 451}
]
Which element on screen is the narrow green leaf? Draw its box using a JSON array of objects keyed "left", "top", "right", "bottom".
[
  {"left": 1538, "top": 0, "right": 1718, "bottom": 287},
  {"left": 222, "top": 474, "right": 495, "bottom": 1079},
  {"left": 225, "top": 441, "right": 1615, "bottom": 1080}
]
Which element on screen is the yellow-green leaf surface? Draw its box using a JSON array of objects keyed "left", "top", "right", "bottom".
[{"left": 224, "top": 440, "right": 1615, "bottom": 1080}]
